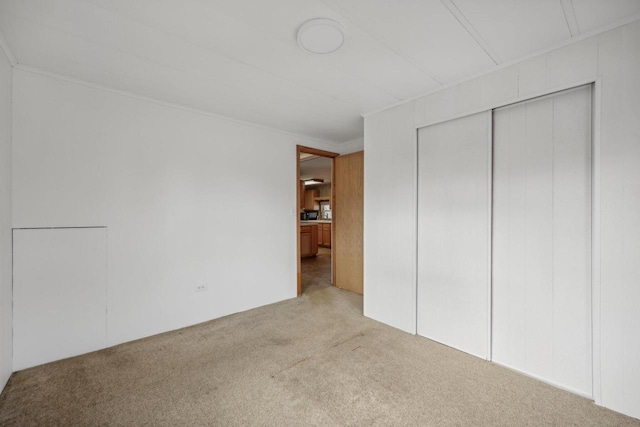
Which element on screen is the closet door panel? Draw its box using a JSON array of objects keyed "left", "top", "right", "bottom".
[
  {"left": 417, "top": 111, "right": 490, "bottom": 359},
  {"left": 492, "top": 85, "right": 592, "bottom": 396},
  {"left": 551, "top": 88, "right": 592, "bottom": 392}
]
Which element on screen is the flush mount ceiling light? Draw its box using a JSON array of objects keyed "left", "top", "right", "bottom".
[{"left": 297, "top": 19, "right": 345, "bottom": 55}]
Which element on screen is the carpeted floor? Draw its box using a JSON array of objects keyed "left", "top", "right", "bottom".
[{"left": 0, "top": 250, "right": 638, "bottom": 426}]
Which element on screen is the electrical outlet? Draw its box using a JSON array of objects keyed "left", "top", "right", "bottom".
[{"left": 195, "top": 284, "right": 208, "bottom": 293}]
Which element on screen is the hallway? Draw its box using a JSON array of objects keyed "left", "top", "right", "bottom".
[{"left": 301, "top": 247, "right": 331, "bottom": 294}]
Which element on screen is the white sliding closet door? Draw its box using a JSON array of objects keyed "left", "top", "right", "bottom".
[
  {"left": 417, "top": 111, "right": 491, "bottom": 359},
  {"left": 492, "top": 85, "right": 592, "bottom": 396}
]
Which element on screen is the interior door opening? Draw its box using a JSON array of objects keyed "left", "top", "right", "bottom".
[
  {"left": 297, "top": 146, "right": 338, "bottom": 296},
  {"left": 296, "top": 146, "right": 364, "bottom": 298}
]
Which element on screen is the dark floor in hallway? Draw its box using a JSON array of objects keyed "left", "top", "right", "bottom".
[{"left": 301, "top": 246, "right": 331, "bottom": 294}]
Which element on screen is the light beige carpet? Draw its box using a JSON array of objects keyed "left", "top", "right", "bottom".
[{"left": 0, "top": 253, "right": 638, "bottom": 426}]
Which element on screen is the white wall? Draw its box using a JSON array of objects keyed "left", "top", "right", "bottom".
[
  {"left": 13, "top": 228, "right": 108, "bottom": 370},
  {"left": 12, "top": 68, "right": 340, "bottom": 359},
  {"left": 0, "top": 41, "right": 12, "bottom": 391},
  {"left": 364, "top": 102, "right": 417, "bottom": 333},
  {"left": 364, "top": 20, "right": 640, "bottom": 419}
]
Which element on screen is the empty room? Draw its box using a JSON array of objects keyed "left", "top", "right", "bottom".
[{"left": 1, "top": 0, "right": 639, "bottom": 425}]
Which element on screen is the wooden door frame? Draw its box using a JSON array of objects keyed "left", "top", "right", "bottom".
[{"left": 296, "top": 145, "right": 339, "bottom": 296}]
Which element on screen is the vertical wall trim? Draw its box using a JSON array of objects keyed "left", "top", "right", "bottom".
[
  {"left": 105, "top": 228, "right": 109, "bottom": 344},
  {"left": 487, "top": 111, "right": 494, "bottom": 361},
  {"left": 412, "top": 124, "right": 419, "bottom": 334},
  {"left": 10, "top": 230, "right": 14, "bottom": 385},
  {"left": 591, "top": 78, "right": 602, "bottom": 405},
  {"left": 414, "top": 128, "right": 419, "bottom": 334}
]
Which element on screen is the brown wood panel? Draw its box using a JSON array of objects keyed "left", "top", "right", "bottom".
[{"left": 334, "top": 151, "right": 364, "bottom": 294}]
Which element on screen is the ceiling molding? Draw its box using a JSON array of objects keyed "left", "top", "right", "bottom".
[
  {"left": 336, "top": 137, "right": 364, "bottom": 155},
  {"left": 362, "top": 13, "right": 640, "bottom": 118},
  {"left": 440, "top": 0, "right": 501, "bottom": 65},
  {"left": 0, "top": 28, "right": 17, "bottom": 66},
  {"left": 14, "top": 64, "right": 342, "bottom": 148},
  {"left": 561, "top": 0, "right": 581, "bottom": 37}
]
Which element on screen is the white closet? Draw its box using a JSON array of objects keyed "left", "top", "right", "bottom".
[
  {"left": 492, "top": 85, "right": 592, "bottom": 396},
  {"left": 416, "top": 85, "right": 592, "bottom": 396},
  {"left": 417, "top": 111, "right": 491, "bottom": 359}
]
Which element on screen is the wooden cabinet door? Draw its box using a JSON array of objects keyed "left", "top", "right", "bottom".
[
  {"left": 304, "top": 189, "right": 319, "bottom": 210},
  {"left": 300, "top": 228, "right": 311, "bottom": 257},
  {"left": 311, "top": 225, "right": 318, "bottom": 254},
  {"left": 317, "top": 225, "right": 323, "bottom": 246},
  {"left": 323, "top": 226, "right": 331, "bottom": 248}
]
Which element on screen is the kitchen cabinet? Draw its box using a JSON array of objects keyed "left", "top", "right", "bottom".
[
  {"left": 322, "top": 223, "right": 331, "bottom": 248},
  {"left": 314, "top": 222, "right": 331, "bottom": 248},
  {"left": 304, "top": 189, "right": 319, "bottom": 210},
  {"left": 300, "top": 224, "right": 318, "bottom": 257},
  {"left": 299, "top": 180, "right": 305, "bottom": 210}
]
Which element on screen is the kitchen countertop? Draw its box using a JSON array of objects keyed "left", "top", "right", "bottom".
[{"left": 300, "top": 220, "right": 332, "bottom": 224}]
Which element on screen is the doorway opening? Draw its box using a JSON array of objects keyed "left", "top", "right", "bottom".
[{"left": 296, "top": 146, "right": 337, "bottom": 296}]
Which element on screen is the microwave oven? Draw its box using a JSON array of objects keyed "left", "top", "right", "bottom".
[{"left": 301, "top": 210, "right": 319, "bottom": 220}]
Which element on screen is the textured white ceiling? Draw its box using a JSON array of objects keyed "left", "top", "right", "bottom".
[{"left": 0, "top": 0, "right": 638, "bottom": 143}]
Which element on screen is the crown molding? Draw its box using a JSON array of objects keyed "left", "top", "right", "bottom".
[
  {"left": 336, "top": 137, "right": 364, "bottom": 155},
  {"left": 13, "top": 63, "right": 343, "bottom": 148}
]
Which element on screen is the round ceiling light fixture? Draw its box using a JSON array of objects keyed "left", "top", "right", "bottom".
[{"left": 297, "top": 18, "right": 345, "bottom": 55}]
